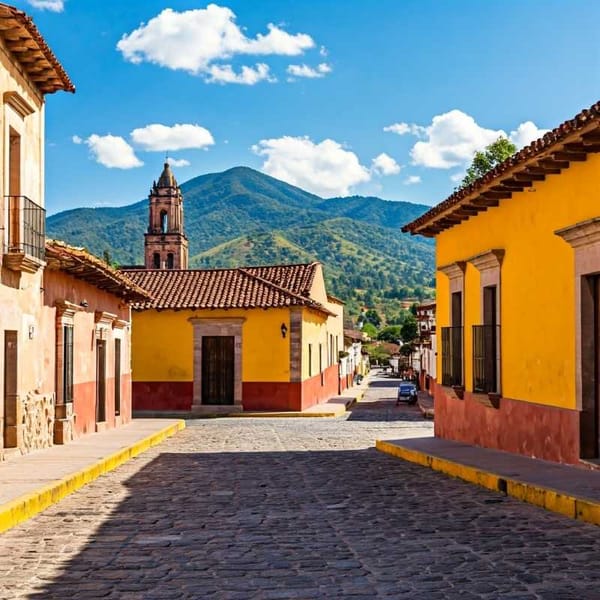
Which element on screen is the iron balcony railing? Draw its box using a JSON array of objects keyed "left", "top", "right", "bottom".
[
  {"left": 5, "top": 195, "right": 45, "bottom": 261},
  {"left": 441, "top": 326, "right": 463, "bottom": 387},
  {"left": 473, "top": 324, "right": 500, "bottom": 394}
]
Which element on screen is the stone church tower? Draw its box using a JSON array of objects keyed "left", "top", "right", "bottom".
[{"left": 144, "top": 162, "right": 189, "bottom": 270}]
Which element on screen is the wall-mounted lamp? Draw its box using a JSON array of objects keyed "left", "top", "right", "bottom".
[
  {"left": 280, "top": 323, "right": 288, "bottom": 338},
  {"left": 80, "top": 299, "right": 89, "bottom": 308}
]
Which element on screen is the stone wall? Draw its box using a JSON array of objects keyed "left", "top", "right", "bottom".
[{"left": 21, "top": 391, "right": 55, "bottom": 453}]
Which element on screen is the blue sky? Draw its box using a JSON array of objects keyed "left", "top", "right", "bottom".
[{"left": 14, "top": 0, "right": 600, "bottom": 215}]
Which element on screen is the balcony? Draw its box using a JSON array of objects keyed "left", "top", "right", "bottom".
[
  {"left": 473, "top": 324, "right": 500, "bottom": 394},
  {"left": 3, "top": 195, "right": 45, "bottom": 273},
  {"left": 441, "top": 326, "right": 463, "bottom": 387}
]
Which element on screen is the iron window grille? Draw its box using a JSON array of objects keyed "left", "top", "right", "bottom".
[
  {"left": 5, "top": 195, "right": 45, "bottom": 261},
  {"left": 441, "top": 326, "right": 463, "bottom": 386},
  {"left": 472, "top": 324, "right": 500, "bottom": 394}
]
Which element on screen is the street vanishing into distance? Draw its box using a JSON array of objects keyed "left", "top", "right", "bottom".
[{"left": 2, "top": 372, "right": 600, "bottom": 599}]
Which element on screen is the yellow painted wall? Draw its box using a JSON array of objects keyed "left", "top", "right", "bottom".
[
  {"left": 436, "top": 153, "right": 600, "bottom": 409},
  {"left": 132, "top": 307, "right": 292, "bottom": 383},
  {"left": 303, "top": 264, "right": 344, "bottom": 381}
]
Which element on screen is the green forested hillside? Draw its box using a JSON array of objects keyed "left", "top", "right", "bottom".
[{"left": 47, "top": 166, "right": 434, "bottom": 321}]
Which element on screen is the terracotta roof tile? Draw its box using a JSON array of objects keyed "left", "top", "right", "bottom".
[
  {"left": 0, "top": 3, "right": 74, "bottom": 94},
  {"left": 123, "top": 263, "right": 335, "bottom": 315},
  {"left": 403, "top": 100, "right": 600, "bottom": 236},
  {"left": 45, "top": 240, "right": 150, "bottom": 302}
]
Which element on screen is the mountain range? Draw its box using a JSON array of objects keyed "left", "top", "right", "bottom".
[{"left": 46, "top": 166, "right": 435, "bottom": 322}]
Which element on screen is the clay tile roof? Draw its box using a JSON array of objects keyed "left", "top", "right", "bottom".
[
  {"left": 242, "top": 262, "right": 318, "bottom": 296},
  {"left": 45, "top": 240, "right": 150, "bottom": 302},
  {"left": 123, "top": 263, "right": 336, "bottom": 316},
  {"left": 0, "top": 3, "right": 74, "bottom": 95},
  {"left": 403, "top": 100, "right": 600, "bottom": 237}
]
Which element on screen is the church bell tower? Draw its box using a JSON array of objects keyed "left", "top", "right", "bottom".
[{"left": 144, "top": 162, "right": 189, "bottom": 270}]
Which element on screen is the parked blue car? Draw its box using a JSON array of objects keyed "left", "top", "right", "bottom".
[{"left": 396, "top": 381, "right": 418, "bottom": 405}]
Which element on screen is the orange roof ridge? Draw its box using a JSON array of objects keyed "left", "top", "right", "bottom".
[
  {"left": 0, "top": 3, "right": 75, "bottom": 94},
  {"left": 45, "top": 240, "right": 149, "bottom": 301},
  {"left": 237, "top": 267, "right": 333, "bottom": 315},
  {"left": 403, "top": 99, "right": 600, "bottom": 236}
]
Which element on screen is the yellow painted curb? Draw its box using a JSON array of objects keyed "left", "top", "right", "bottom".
[
  {"left": 376, "top": 439, "right": 600, "bottom": 527},
  {"left": 230, "top": 412, "right": 338, "bottom": 418},
  {"left": 0, "top": 420, "right": 185, "bottom": 535}
]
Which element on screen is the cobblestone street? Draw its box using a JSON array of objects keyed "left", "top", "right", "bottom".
[{"left": 1, "top": 372, "right": 600, "bottom": 599}]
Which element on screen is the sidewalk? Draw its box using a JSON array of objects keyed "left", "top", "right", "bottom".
[
  {"left": 416, "top": 390, "right": 434, "bottom": 419},
  {"left": 0, "top": 419, "right": 184, "bottom": 534},
  {"left": 377, "top": 436, "right": 600, "bottom": 526}
]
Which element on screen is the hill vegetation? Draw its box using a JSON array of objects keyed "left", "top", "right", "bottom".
[{"left": 47, "top": 166, "right": 435, "bottom": 322}]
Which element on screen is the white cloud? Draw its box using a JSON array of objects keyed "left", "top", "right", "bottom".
[
  {"left": 386, "top": 110, "right": 549, "bottom": 170},
  {"left": 72, "top": 135, "right": 82, "bottom": 144},
  {"left": 409, "top": 110, "right": 504, "bottom": 169},
  {"left": 206, "top": 63, "right": 274, "bottom": 85},
  {"left": 371, "top": 153, "right": 401, "bottom": 176},
  {"left": 253, "top": 135, "right": 370, "bottom": 197},
  {"left": 383, "top": 122, "right": 426, "bottom": 137},
  {"left": 319, "top": 46, "right": 328, "bottom": 57},
  {"left": 130, "top": 123, "right": 215, "bottom": 151},
  {"left": 85, "top": 134, "right": 143, "bottom": 169},
  {"left": 117, "top": 5, "right": 314, "bottom": 84},
  {"left": 509, "top": 121, "right": 549, "bottom": 149},
  {"left": 287, "top": 63, "right": 331, "bottom": 79},
  {"left": 27, "top": 0, "right": 64, "bottom": 12},
  {"left": 450, "top": 172, "right": 465, "bottom": 183},
  {"left": 166, "top": 157, "right": 191, "bottom": 168},
  {"left": 403, "top": 175, "right": 422, "bottom": 185}
]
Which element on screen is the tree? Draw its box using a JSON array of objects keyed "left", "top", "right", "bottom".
[
  {"left": 400, "top": 315, "right": 418, "bottom": 342},
  {"left": 364, "top": 308, "right": 381, "bottom": 328},
  {"left": 460, "top": 137, "right": 516, "bottom": 189},
  {"left": 377, "top": 325, "right": 402, "bottom": 343},
  {"left": 361, "top": 322, "right": 378, "bottom": 339}
]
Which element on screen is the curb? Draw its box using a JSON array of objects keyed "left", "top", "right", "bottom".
[
  {"left": 416, "top": 401, "right": 434, "bottom": 419},
  {"left": 375, "top": 439, "right": 600, "bottom": 527},
  {"left": 0, "top": 420, "right": 185, "bottom": 535}
]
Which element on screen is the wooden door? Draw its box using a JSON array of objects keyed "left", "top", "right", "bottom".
[
  {"left": 96, "top": 340, "right": 106, "bottom": 422},
  {"left": 3, "top": 331, "right": 17, "bottom": 448},
  {"left": 202, "top": 336, "right": 234, "bottom": 405}
]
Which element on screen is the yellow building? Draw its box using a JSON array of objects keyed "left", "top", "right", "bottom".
[
  {"left": 125, "top": 263, "right": 345, "bottom": 413},
  {"left": 403, "top": 101, "right": 600, "bottom": 465}
]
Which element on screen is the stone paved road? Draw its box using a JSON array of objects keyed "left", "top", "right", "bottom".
[{"left": 1, "top": 371, "right": 600, "bottom": 599}]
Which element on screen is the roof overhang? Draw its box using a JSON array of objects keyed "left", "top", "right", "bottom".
[
  {"left": 403, "top": 102, "right": 600, "bottom": 237},
  {"left": 45, "top": 241, "right": 150, "bottom": 303},
  {"left": 0, "top": 3, "right": 74, "bottom": 95}
]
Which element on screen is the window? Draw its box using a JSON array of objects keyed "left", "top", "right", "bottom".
[
  {"left": 319, "top": 342, "right": 323, "bottom": 386},
  {"left": 160, "top": 210, "right": 168, "bottom": 233},
  {"left": 473, "top": 286, "right": 500, "bottom": 393},
  {"left": 308, "top": 343, "right": 312, "bottom": 377},
  {"left": 114, "top": 338, "right": 121, "bottom": 415},
  {"left": 469, "top": 250, "right": 504, "bottom": 395},
  {"left": 439, "top": 262, "right": 465, "bottom": 388},
  {"left": 167, "top": 253, "right": 174, "bottom": 269},
  {"left": 63, "top": 325, "right": 74, "bottom": 403},
  {"left": 153, "top": 252, "right": 160, "bottom": 268}
]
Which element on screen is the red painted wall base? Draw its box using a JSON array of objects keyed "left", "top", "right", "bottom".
[
  {"left": 133, "top": 381, "right": 193, "bottom": 411},
  {"left": 434, "top": 382, "right": 580, "bottom": 464}
]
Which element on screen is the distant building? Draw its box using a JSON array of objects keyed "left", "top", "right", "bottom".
[
  {"left": 144, "top": 162, "right": 188, "bottom": 270},
  {"left": 403, "top": 100, "right": 600, "bottom": 465},
  {"left": 125, "top": 263, "right": 344, "bottom": 412},
  {"left": 415, "top": 301, "right": 436, "bottom": 393},
  {"left": 124, "top": 164, "right": 345, "bottom": 412}
]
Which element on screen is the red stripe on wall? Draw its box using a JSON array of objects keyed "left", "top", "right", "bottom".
[{"left": 133, "top": 381, "right": 193, "bottom": 411}]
